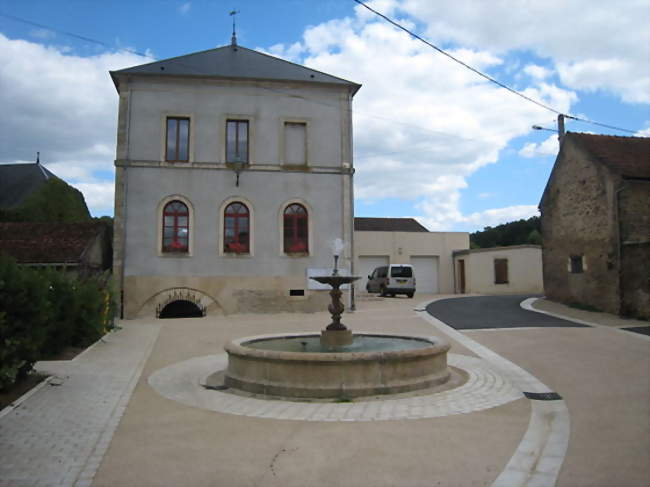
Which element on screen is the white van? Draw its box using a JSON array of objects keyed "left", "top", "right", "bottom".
[{"left": 366, "top": 264, "right": 416, "bottom": 298}]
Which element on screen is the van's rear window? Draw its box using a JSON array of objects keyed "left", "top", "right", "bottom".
[{"left": 391, "top": 266, "right": 412, "bottom": 277}]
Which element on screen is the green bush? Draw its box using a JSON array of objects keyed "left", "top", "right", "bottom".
[
  {"left": 0, "top": 254, "right": 114, "bottom": 391},
  {"left": 0, "top": 254, "right": 51, "bottom": 390},
  {"left": 71, "top": 277, "right": 106, "bottom": 346},
  {"left": 41, "top": 268, "right": 79, "bottom": 356}
]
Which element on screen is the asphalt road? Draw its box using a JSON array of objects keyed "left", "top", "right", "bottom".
[{"left": 425, "top": 295, "right": 591, "bottom": 330}]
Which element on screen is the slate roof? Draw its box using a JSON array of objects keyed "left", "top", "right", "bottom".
[
  {"left": 569, "top": 132, "right": 650, "bottom": 179},
  {"left": 0, "top": 222, "right": 105, "bottom": 264},
  {"left": 111, "top": 44, "right": 361, "bottom": 95},
  {"left": 354, "top": 217, "right": 429, "bottom": 232},
  {"left": 0, "top": 163, "right": 57, "bottom": 209}
]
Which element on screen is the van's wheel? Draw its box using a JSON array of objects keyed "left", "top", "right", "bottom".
[{"left": 407, "top": 292, "right": 414, "bottom": 298}]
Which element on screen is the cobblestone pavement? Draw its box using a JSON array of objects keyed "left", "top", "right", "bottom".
[
  {"left": 147, "top": 353, "right": 523, "bottom": 421},
  {"left": 0, "top": 323, "right": 160, "bottom": 487}
]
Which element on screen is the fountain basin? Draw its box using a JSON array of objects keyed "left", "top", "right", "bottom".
[{"left": 223, "top": 333, "right": 451, "bottom": 399}]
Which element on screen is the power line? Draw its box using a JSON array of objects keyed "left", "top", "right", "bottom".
[
  {"left": 3, "top": 8, "right": 638, "bottom": 136},
  {"left": 0, "top": 11, "right": 154, "bottom": 59},
  {"left": 352, "top": 0, "right": 638, "bottom": 135}
]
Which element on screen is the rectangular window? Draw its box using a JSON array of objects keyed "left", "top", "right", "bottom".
[
  {"left": 494, "top": 259, "right": 509, "bottom": 284},
  {"left": 226, "top": 120, "right": 249, "bottom": 163},
  {"left": 166, "top": 117, "right": 190, "bottom": 162},
  {"left": 284, "top": 122, "right": 306, "bottom": 165},
  {"left": 570, "top": 255, "right": 584, "bottom": 273},
  {"left": 391, "top": 266, "right": 413, "bottom": 278}
]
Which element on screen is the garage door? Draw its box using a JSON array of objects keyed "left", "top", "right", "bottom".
[
  {"left": 410, "top": 256, "right": 439, "bottom": 294},
  {"left": 358, "top": 256, "right": 389, "bottom": 291}
]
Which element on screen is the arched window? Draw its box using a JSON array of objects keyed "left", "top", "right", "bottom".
[
  {"left": 284, "top": 203, "right": 308, "bottom": 253},
  {"left": 224, "top": 202, "right": 250, "bottom": 254},
  {"left": 162, "top": 201, "right": 189, "bottom": 252}
]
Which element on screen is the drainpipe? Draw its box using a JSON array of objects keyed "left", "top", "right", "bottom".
[
  {"left": 348, "top": 91, "right": 356, "bottom": 311},
  {"left": 614, "top": 180, "right": 627, "bottom": 315}
]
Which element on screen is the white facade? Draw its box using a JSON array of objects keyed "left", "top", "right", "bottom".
[
  {"left": 112, "top": 44, "right": 359, "bottom": 317},
  {"left": 453, "top": 245, "right": 543, "bottom": 295},
  {"left": 355, "top": 229, "right": 469, "bottom": 295}
]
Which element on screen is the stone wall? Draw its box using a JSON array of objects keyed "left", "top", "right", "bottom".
[
  {"left": 541, "top": 139, "right": 620, "bottom": 314},
  {"left": 124, "top": 275, "right": 332, "bottom": 317},
  {"left": 619, "top": 181, "right": 650, "bottom": 318}
]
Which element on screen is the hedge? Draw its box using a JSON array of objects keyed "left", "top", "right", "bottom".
[{"left": 0, "top": 254, "right": 113, "bottom": 391}]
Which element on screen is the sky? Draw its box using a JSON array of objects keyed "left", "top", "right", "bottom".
[{"left": 1, "top": 0, "right": 648, "bottom": 232}]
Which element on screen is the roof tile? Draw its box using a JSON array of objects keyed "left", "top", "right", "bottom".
[
  {"left": 354, "top": 217, "right": 429, "bottom": 232},
  {"left": 568, "top": 132, "right": 650, "bottom": 178},
  {"left": 0, "top": 222, "right": 105, "bottom": 264}
]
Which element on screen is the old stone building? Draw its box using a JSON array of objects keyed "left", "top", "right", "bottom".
[
  {"left": 539, "top": 132, "right": 650, "bottom": 319},
  {"left": 110, "top": 39, "right": 360, "bottom": 318}
]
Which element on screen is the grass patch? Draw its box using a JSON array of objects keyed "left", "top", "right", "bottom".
[
  {"left": 568, "top": 302, "right": 601, "bottom": 313},
  {"left": 335, "top": 397, "right": 353, "bottom": 403}
]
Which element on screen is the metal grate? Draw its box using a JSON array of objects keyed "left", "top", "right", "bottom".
[{"left": 524, "top": 391, "right": 563, "bottom": 401}]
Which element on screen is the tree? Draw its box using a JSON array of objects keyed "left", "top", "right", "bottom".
[{"left": 470, "top": 216, "right": 541, "bottom": 248}]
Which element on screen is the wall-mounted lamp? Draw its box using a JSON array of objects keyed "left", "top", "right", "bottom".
[{"left": 231, "top": 158, "right": 246, "bottom": 186}]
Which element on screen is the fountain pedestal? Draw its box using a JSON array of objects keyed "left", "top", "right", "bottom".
[
  {"left": 321, "top": 328, "right": 353, "bottom": 347},
  {"left": 311, "top": 274, "right": 359, "bottom": 348}
]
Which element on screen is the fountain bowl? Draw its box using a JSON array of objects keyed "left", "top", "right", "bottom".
[{"left": 223, "top": 333, "right": 451, "bottom": 399}]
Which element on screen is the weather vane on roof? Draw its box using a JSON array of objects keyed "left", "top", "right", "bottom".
[{"left": 230, "top": 9, "right": 239, "bottom": 46}]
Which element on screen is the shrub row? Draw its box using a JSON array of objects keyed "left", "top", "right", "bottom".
[{"left": 0, "top": 254, "right": 114, "bottom": 391}]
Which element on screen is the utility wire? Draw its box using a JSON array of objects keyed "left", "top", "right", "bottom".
[
  {"left": 3, "top": 7, "right": 638, "bottom": 135},
  {"left": 352, "top": 0, "right": 638, "bottom": 135},
  {"left": 0, "top": 11, "right": 154, "bottom": 59}
]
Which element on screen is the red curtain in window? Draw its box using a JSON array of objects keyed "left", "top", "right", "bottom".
[
  {"left": 162, "top": 201, "right": 189, "bottom": 252},
  {"left": 224, "top": 202, "right": 250, "bottom": 253},
  {"left": 283, "top": 204, "right": 308, "bottom": 253}
]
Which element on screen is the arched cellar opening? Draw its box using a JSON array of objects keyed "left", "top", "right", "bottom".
[{"left": 158, "top": 300, "right": 205, "bottom": 319}]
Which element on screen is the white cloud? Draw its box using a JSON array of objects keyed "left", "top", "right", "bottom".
[
  {"left": 0, "top": 33, "right": 149, "bottom": 216},
  {"left": 179, "top": 2, "right": 191, "bottom": 15},
  {"left": 265, "top": 42, "right": 304, "bottom": 63},
  {"left": 519, "top": 135, "right": 559, "bottom": 158},
  {"left": 72, "top": 180, "right": 115, "bottom": 216},
  {"left": 399, "top": 0, "right": 650, "bottom": 105},
  {"left": 635, "top": 126, "right": 650, "bottom": 137},
  {"left": 417, "top": 205, "right": 539, "bottom": 232},
  {"left": 292, "top": 10, "right": 575, "bottom": 230},
  {"left": 463, "top": 205, "right": 540, "bottom": 228},
  {"left": 523, "top": 64, "right": 552, "bottom": 81},
  {"left": 558, "top": 58, "right": 650, "bottom": 104}
]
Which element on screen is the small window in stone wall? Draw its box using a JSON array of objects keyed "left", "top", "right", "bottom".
[
  {"left": 494, "top": 258, "right": 509, "bottom": 284},
  {"left": 570, "top": 255, "right": 584, "bottom": 273}
]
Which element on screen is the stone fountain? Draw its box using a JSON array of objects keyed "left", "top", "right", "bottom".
[
  {"left": 222, "top": 239, "right": 451, "bottom": 399},
  {"left": 312, "top": 238, "right": 358, "bottom": 348}
]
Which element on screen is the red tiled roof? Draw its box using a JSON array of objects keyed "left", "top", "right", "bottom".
[
  {"left": 354, "top": 217, "right": 429, "bottom": 232},
  {"left": 0, "top": 222, "right": 105, "bottom": 264},
  {"left": 568, "top": 132, "right": 650, "bottom": 178}
]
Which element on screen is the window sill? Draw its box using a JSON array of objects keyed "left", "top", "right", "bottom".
[
  {"left": 223, "top": 252, "right": 252, "bottom": 258},
  {"left": 284, "top": 252, "right": 310, "bottom": 258},
  {"left": 160, "top": 253, "right": 192, "bottom": 258}
]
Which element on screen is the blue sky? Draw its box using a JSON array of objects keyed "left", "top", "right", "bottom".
[{"left": 1, "top": 0, "right": 648, "bottom": 231}]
